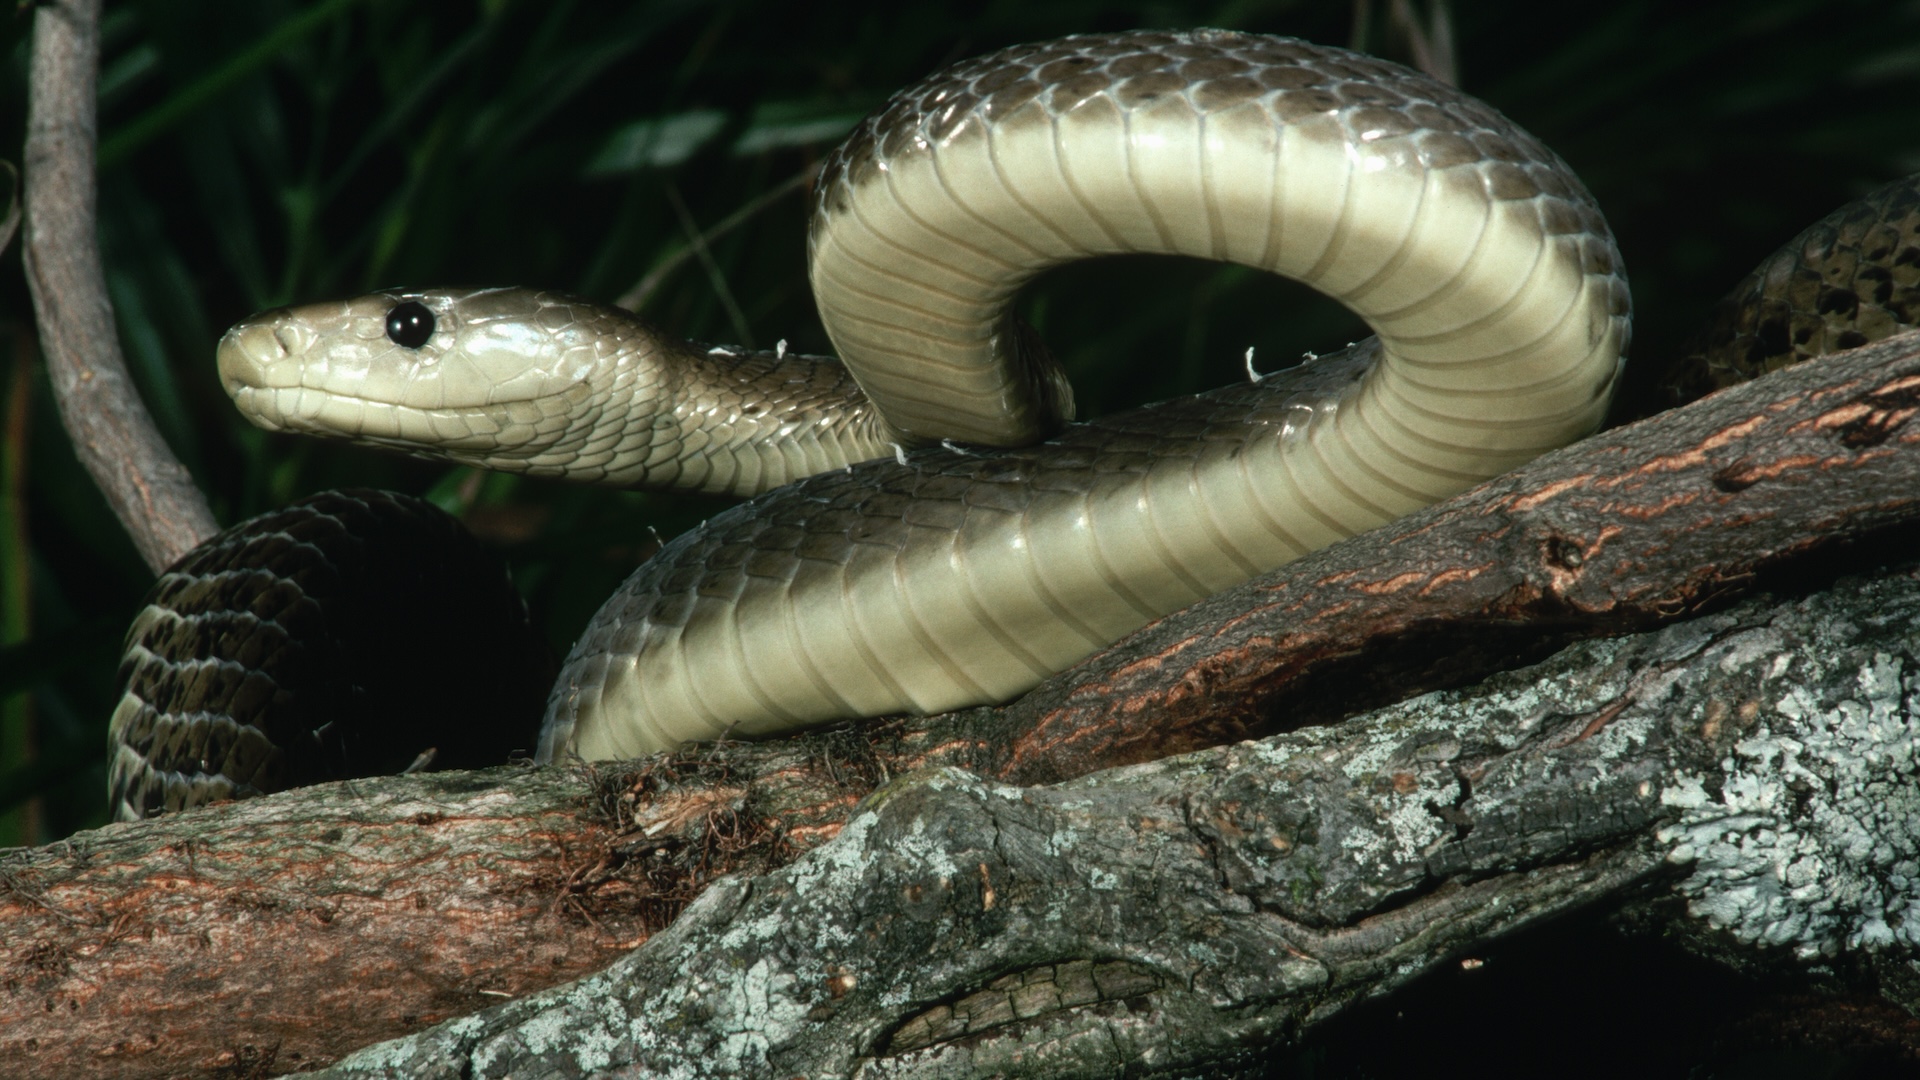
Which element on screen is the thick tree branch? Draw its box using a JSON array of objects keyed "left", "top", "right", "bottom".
[
  {"left": 311, "top": 562, "right": 1920, "bottom": 1078},
  {"left": 956, "top": 327, "right": 1920, "bottom": 785},
  {"left": 4, "top": 332, "right": 1919, "bottom": 1077},
  {"left": 23, "top": 0, "right": 215, "bottom": 572},
  {"left": 2, "top": 767, "right": 652, "bottom": 1077}
]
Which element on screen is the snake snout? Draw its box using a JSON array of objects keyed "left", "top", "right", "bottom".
[
  {"left": 274, "top": 322, "right": 318, "bottom": 361},
  {"left": 216, "top": 315, "right": 313, "bottom": 395}
]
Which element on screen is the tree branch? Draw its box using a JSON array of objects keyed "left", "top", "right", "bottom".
[
  {"left": 4, "top": 331, "right": 1919, "bottom": 1077},
  {"left": 310, "top": 560, "right": 1920, "bottom": 1078},
  {"left": 23, "top": 0, "right": 215, "bottom": 573},
  {"left": 903, "top": 326, "right": 1920, "bottom": 786}
]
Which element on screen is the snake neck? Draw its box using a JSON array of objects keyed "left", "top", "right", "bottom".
[{"left": 633, "top": 339, "right": 907, "bottom": 496}]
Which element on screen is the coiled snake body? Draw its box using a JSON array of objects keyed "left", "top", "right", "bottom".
[{"left": 115, "top": 29, "right": 1639, "bottom": 815}]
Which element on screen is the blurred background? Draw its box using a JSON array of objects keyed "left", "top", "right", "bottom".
[{"left": 3, "top": 0, "right": 1919, "bottom": 1072}]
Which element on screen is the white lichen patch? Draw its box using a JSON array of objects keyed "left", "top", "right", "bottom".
[
  {"left": 1378, "top": 792, "right": 1453, "bottom": 864},
  {"left": 890, "top": 810, "right": 966, "bottom": 880},
  {"left": 784, "top": 805, "right": 881, "bottom": 901},
  {"left": 1583, "top": 707, "right": 1663, "bottom": 760},
  {"left": 627, "top": 904, "right": 851, "bottom": 1070},
  {"left": 1659, "top": 651, "right": 1920, "bottom": 959},
  {"left": 516, "top": 988, "right": 624, "bottom": 1071},
  {"left": 593, "top": 768, "right": 1020, "bottom": 1072},
  {"left": 1237, "top": 737, "right": 1305, "bottom": 770},
  {"left": 510, "top": 999, "right": 595, "bottom": 1059},
  {"left": 712, "top": 956, "right": 807, "bottom": 1064},
  {"left": 1333, "top": 720, "right": 1429, "bottom": 781}
]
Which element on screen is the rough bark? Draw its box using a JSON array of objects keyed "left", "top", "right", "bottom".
[
  {"left": 1, "top": 768, "right": 652, "bottom": 1077},
  {"left": 956, "top": 326, "right": 1920, "bottom": 785},
  {"left": 16, "top": 0, "right": 1920, "bottom": 1071},
  {"left": 4, "top": 332, "right": 1920, "bottom": 1077},
  {"left": 306, "top": 562, "right": 1920, "bottom": 1079},
  {"left": 23, "top": 0, "right": 216, "bottom": 572}
]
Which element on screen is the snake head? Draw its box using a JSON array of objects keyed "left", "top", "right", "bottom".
[{"left": 216, "top": 286, "right": 667, "bottom": 477}]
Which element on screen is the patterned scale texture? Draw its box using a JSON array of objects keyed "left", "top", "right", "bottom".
[
  {"left": 815, "top": 28, "right": 1614, "bottom": 240},
  {"left": 551, "top": 348, "right": 1374, "bottom": 740},
  {"left": 806, "top": 28, "right": 1628, "bottom": 451},
  {"left": 1665, "top": 174, "right": 1920, "bottom": 405},
  {"left": 108, "top": 490, "right": 552, "bottom": 820}
]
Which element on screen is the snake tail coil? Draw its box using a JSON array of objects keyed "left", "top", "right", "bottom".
[{"left": 107, "top": 491, "right": 551, "bottom": 821}]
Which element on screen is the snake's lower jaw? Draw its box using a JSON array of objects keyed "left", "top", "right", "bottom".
[{"left": 228, "top": 382, "right": 559, "bottom": 464}]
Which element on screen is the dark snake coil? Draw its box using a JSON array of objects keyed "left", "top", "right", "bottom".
[{"left": 108, "top": 491, "right": 551, "bottom": 820}]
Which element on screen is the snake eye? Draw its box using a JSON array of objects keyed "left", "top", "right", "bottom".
[{"left": 385, "top": 301, "right": 436, "bottom": 349}]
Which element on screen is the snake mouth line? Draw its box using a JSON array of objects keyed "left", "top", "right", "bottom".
[{"left": 228, "top": 383, "right": 565, "bottom": 454}]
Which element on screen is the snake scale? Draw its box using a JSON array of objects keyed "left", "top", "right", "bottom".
[{"left": 107, "top": 29, "right": 1917, "bottom": 819}]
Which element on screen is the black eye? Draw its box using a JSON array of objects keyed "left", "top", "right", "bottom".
[{"left": 385, "top": 301, "right": 435, "bottom": 349}]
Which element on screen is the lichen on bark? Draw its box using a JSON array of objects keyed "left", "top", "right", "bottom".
[
  {"left": 1656, "top": 573, "right": 1920, "bottom": 959},
  {"left": 308, "top": 565, "right": 1920, "bottom": 1079}
]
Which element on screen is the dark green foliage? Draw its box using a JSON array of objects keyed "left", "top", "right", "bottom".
[{"left": 4, "top": 0, "right": 1919, "bottom": 847}]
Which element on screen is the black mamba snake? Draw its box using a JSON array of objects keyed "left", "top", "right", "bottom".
[{"left": 106, "top": 29, "right": 1920, "bottom": 819}]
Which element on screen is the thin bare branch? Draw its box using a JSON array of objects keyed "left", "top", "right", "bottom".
[{"left": 23, "top": 0, "right": 215, "bottom": 573}]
